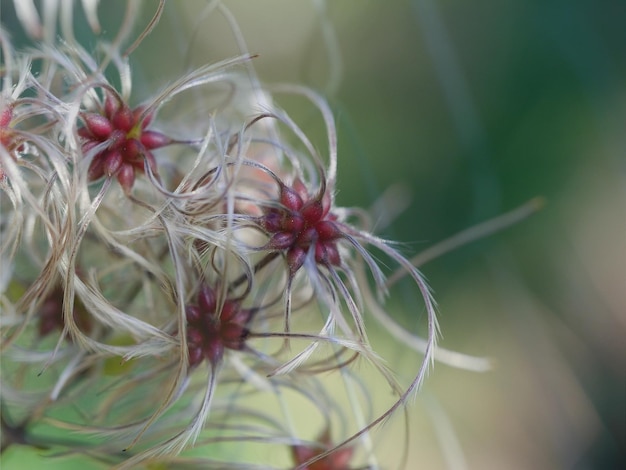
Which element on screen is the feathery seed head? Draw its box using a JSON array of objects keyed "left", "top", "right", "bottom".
[
  {"left": 79, "top": 89, "right": 173, "bottom": 193},
  {"left": 262, "top": 178, "right": 341, "bottom": 273},
  {"left": 0, "top": 1, "right": 457, "bottom": 468},
  {"left": 185, "top": 283, "right": 253, "bottom": 367}
]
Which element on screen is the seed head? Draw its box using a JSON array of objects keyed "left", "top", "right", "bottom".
[
  {"left": 79, "top": 91, "right": 173, "bottom": 193},
  {"left": 262, "top": 179, "right": 342, "bottom": 274},
  {"left": 185, "top": 283, "right": 253, "bottom": 367}
]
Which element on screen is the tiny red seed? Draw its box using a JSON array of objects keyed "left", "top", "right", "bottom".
[
  {"left": 77, "top": 127, "right": 93, "bottom": 139},
  {"left": 296, "top": 227, "right": 317, "bottom": 246},
  {"left": 219, "top": 300, "right": 239, "bottom": 322},
  {"left": 221, "top": 323, "right": 247, "bottom": 345},
  {"left": 269, "top": 232, "right": 297, "bottom": 250},
  {"left": 301, "top": 200, "right": 324, "bottom": 224},
  {"left": 186, "top": 328, "right": 204, "bottom": 346},
  {"left": 112, "top": 106, "right": 135, "bottom": 132},
  {"left": 117, "top": 164, "right": 135, "bottom": 194},
  {"left": 83, "top": 113, "right": 113, "bottom": 139},
  {"left": 315, "top": 220, "right": 341, "bottom": 240},
  {"left": 87, "top": 156, "right": 105, "bottom": 181},
  {"left": 325, "top": 242, "right": 341, "bottom": 266},
  {"left": 103, "top": 150, "right": 123, "bottom": 176},
  {"left": 315, "top": 241, "right": 340, "bottom": 266},
  {"left": 122, "top": 138, "right": 142, "bottom": 161},
  {"left": 206, "top": 339, "right": 224, "bottom": 365},
  {"left": 263, "top": 211, "right": 283, "bottom": 232},
  {"left": 282, "top": 213, "right": 304, "bottom": 233},
  {"left": 287, "top": 247, "right": 307, "bottom": 274},
  {"left": 188, "top": 346, "right": 204, "bottom": 367},
  {"left": 186, "top": 305, "right": 202, "bottom": 323},
  {"left": 198, "top": 284, "right": 216, "bottom": 313},
  {"left": 104, "top": 91, "right": 120, "bottom": 118},
  {"left": 280, "top": 185, "right": 304, "bottom": 211},
  {"left": 140, "top": 130, "right": 172, "bottom": 149}
]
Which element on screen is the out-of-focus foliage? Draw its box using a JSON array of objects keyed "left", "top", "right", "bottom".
[{"left": 2, "top": 1, "right": 624, "bottom": 469}]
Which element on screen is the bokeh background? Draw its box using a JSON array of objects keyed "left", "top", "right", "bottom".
[{"left": 2, "top": 0, "right": 625, "bottom": 469}]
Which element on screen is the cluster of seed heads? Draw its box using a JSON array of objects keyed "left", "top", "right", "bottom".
[{"left": 1, "top": 2, "right": 442, "bottom": 469}]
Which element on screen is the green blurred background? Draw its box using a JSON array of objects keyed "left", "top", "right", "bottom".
[
  {"left": 2, "top": 0, "right": 625, "bottom": 468},
  {"left": 168, "top": 2, "right": 626, "bottom": 468}
]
